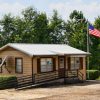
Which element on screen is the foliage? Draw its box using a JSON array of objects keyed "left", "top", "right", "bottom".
[
  {"left": 49, "top": 10, "right": 66, "bottom": 43},
  {"left": 0, "top": 75, "right": 17, "bottom": 89},
  {"left": 86, "top": 70, "right": 99, "bottom": 80},
  {"left": 65, "top": 10, "right": 87, "bottom": 51},
  {"left": 89, "top": 17, "right": 100, "bottom": 69},
  {"left": 0, "top": 7, "right": 100, "bottom": 71},
  {"left": 96, "top": 76, "right": 100, "bottom": 80},
  {"left": 33, "top": 12, "right": 50, "bottom": 43}
]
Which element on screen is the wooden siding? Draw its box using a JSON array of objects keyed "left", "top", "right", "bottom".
[
  {"left": 79, "top": 57, "right": 86, "bottom": 80},
  {"left": 0, "top": 46, "right": 86, "bottom": 80},
  {"left": 33, "top": 56, "right": 86, "bottom": 80},
  {"left": 32, "top": 56, "right": 59, "bottom": 74},
  {"left": 65, "top": 56, "right": 86, "bottom": 80},
  {"left": 0, "top": 47, "right": 32, "bottom": 76}
]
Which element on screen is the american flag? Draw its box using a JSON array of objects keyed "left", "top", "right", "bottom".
[{"left": 89, "top": 24, "right": 100, "bottom": 38}]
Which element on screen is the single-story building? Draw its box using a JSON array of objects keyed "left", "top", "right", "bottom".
[{"left": 0, "top": 43, "right": 89, "bottom": 81}]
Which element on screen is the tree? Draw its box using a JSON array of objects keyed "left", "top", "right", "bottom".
[
  {"left": 33, "top": 12, "right": 50, "bottom": 43},
  {"left": 20, "top": 7, "right": 38, "bottom": 43},
  {"left": 0, "top": 14, "right": 16, "bottom": 45},
  {"left": 21, "top": 7, "right": 50, "bottom": 43},
  {"left": 49, "top": 10, "right": 66, "bottom": 44},
  {"left": 0, "top": 6, "right": 99, "bottom": 71},
  {"left": 89, "top": 16, "right": 100, "bottom": 69},
  {"left": 65, "top": 10, "right": 87, "bottom": 51}
]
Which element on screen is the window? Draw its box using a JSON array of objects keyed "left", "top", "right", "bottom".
[
  {"left": 15, "top": 58, "right": 23, "bottom": 73},
  {"left": 71, "top": 57, "right": 80, "bottom": 70},
  {"left": 0, "top": 58, "right": 2, "bottom": 73},
  {"left": 40, "top": 58, "right": 53, "bottom": 72},
  {"left": 59, "top": 57, "right": 64, "bottom": 68}
]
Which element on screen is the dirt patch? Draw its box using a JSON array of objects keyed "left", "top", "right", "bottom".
[{"left": 0, "top": 80, "right": 100, "bottom": 100}]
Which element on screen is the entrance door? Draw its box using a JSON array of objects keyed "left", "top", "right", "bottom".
[{"left": 58, "top": 56, "right": 65, "bottom": 78}]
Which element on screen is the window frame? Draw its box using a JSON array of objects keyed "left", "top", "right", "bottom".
[
  {"left": 70, "top": 57, "right": 80, "bottom": 70},
  {"left": 15, "top": 58, "right": 23, "bottom": 74},
  {"left": 0, "top": 58, "right": 2, "bottom": 73},
  {"left": 40, "top": 57, "right": 53, "bottom": 73}
]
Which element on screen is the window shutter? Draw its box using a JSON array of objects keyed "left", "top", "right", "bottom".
[
  {"left": 37, "top": 58, "right": 40, "bottom": 73},
  {"left": 80, "top": 57, "right": 83, "bottom": 69},
  {"left": 53, "top": 58, "right": 56, "bottom": 71},
  {"left": 68, "top": 57, "right": 71, "bottom": 70}
]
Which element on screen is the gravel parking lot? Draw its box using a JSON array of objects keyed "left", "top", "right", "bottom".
[{"left": 0, "top": 80, "right": 100, "bottom": 100}]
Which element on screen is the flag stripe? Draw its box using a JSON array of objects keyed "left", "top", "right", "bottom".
[
  {"left": 90, "top": 29, "right": 100, "bottom": 36},
  {"left": 91, "top": 30, "right": 100, "bottom": 36},
  {"left": 89, "top": 25, "right": 100, "bottom": 38}
]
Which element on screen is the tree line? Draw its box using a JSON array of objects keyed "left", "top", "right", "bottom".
[{"left": 0, "top": 7, "right": 100, "bottom": 70}]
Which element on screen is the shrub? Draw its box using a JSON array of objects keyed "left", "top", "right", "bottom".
[
  {"left": 96, "top": 76, "right": 100, "bottom": 80},
  {"left": 0, "top": 75, "right": 17, "bottom": 89},
  {"left": 86, "top": 70, "right": 99, "bottom": 80}
]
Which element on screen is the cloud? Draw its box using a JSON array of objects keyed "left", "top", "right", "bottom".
[
  {"left": 49, "top": 0, "right": 100, "bottom": 22},
  {"left": 0, "top": 2, "right": 27, "bottom": 18},
  {"left": 0, "top": 0, "right": 100, "bottom": 23}
]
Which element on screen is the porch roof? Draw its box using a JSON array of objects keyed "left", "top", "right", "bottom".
[{"left": 0, "top": 43, "right": 90, "bottom": 57}]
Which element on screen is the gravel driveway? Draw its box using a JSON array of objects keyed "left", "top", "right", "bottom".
[{"left": 0, "top": 80, "right": 100, "bottom": 100}]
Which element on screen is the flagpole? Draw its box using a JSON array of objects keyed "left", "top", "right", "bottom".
[{"left": 87, "top": 20, "right": 90, "bottom": 80}]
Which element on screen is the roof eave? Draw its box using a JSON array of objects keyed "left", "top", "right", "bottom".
[{"left": 0, "top": 43, "right": 33, "bottom": 57}]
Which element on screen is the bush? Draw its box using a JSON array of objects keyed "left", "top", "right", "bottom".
[
  {"left": 96, "top": 76, "right": 100, "bottom": 80},
  {"left": 87, "top": 70, "right": 99, "bottom": 80},
  {"left": 0, "top": 75, "right": 17, "bottom": 89}
]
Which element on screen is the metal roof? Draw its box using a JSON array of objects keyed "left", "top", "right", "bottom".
[{"left": 0, "top": 43, "right": 89, "bottom": 57}]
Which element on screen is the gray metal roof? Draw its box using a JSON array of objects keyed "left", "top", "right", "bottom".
[{"left": 0, "top": 43, "right": 89, "bottom": 56}]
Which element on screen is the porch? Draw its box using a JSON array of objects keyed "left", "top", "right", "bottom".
[
  {"left": 0, "top": 55, "right": 86, "bottom": 89},
  {"left": 34, "top": 56, "right": 85, "bottom": 80},
  {"left": 15, "top": 69, "right": 84, "bottom": 89},
  {"left": 15, "top": 55, "right": 85, "bottom": 89},
  {"left": 0, "top": 55, "right": 85, "bottom": 77},
  {"left": 0, "top": 69, "right": 84, "bottom": 90}
]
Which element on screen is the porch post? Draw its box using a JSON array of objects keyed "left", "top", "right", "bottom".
[
  {"left": 32, "top": 56, "right": 34, "bottom": 83},
  {"left": 64, "top": 56, "right": 66, "bottom": 84}
]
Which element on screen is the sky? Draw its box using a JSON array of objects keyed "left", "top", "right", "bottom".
[{"left": 0, "top": 0, "right": 100, "bottom": 22}]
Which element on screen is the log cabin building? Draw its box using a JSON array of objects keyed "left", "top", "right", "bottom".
[{"left": 0, "top": 43, "right": 89, "bottom": 87}]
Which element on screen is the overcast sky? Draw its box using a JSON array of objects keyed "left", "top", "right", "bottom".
[{"left": 0, "top": 0, "right": 100, "bottom": 22}]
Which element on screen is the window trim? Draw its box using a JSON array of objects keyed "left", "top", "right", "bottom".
[
  {"left": 40, "top": 57, "right": 54, "bottom": 73},
  {"left": 0, "top": 58, "right": 2, "bottom": 73},
  {"left": 15, "top": 57, "right": 23, "bottom": 74},
  {"left": 70, "top": 57, "right": 80, "bottom": 70}
]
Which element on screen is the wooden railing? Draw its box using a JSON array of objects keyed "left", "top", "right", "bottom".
[
  {"left": 65, "top": 70, "right": 78, "bottom": 78},
  {"left": 16, "top": 75, "right": 34, "bottom": 89},
  {"left": 0, "top": 69, "right": 84, "bottom": 90},
  {"left": 65, "top": 70, "right": 83, "bottom": 80},
  {"left": 15, "top": 70, "right": 84, "bottom": 89},
  {"left": 16, "top": 71, "right": 59, "bottom": 89},
  {"left": 78, "top": 70, "right": 84, "bottom": 80},
  {"left": 34, "top": 71, "right": 59, "bottom": 84}
]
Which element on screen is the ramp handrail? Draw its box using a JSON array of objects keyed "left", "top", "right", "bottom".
[
  {"left": 34, "top": 71, "right": 59, "bottom": 84},
  {"left": 65, "top": 70, "right": 78, "bottom": 78},
  {"left": 78, "top": 70, "right": 84, "bottom": 80}
]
